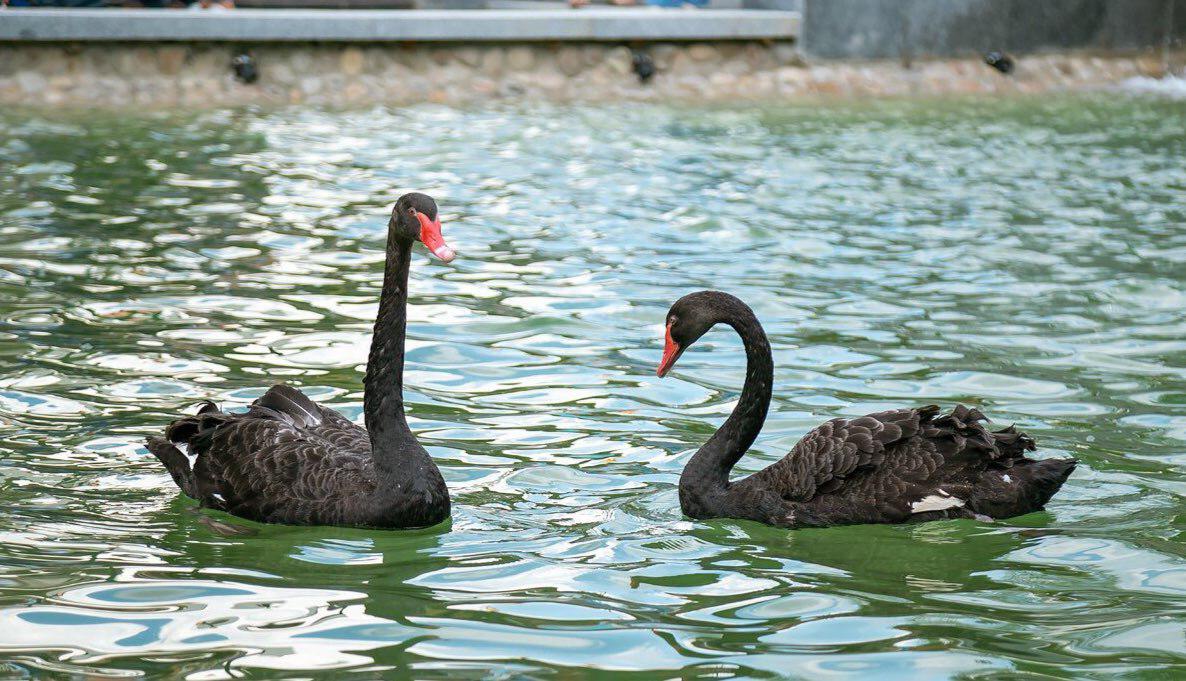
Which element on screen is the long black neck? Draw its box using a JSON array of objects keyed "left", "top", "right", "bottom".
[
  {"left": 680, "top": 305, "right": 773, "bottom": 505},
  {"left": 362, "top": 229, "right": 418, "bottom": 479}
]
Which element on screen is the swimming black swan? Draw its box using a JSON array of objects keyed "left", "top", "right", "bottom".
[
  {"left": 146, "top": 193, "right": 455, "bottom": 528},
  {"left": 656, "top": 291, "right": 1076, "bottom": 528}
]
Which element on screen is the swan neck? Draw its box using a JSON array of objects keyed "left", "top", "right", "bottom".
[
  {"left": 683, "top": 309, "right": 773, "bottom": 497},
  {"left": 363, "top": 231, "right": 412, "bottom": 453}
]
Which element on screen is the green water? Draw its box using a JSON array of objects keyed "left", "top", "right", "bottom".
[{"left": 1, "top": 96, "right": 1185, "bottom": 678}]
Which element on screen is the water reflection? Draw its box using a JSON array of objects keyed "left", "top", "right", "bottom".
[
  {"left": 0, "top": 96, "right": 1185, "bottom": 676},
  {"left": 0, "top": 576, "right": 414, "bottom": 673}
]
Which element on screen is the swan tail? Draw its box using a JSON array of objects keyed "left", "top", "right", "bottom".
[
  {"left": 146, "top": 436, "right": 199, "bottom": 498},
  {"left": 1028, "top": 457, "right": 1078, "bottom": 505},
  {"left": 920, "top": 406, "right": 1075, "bottom": 518},
  {"left": 969, "top": 457, "right": 1077, "bottom": 519},
  {"left": 163, "top": 400, "right": 231, "bottom": 445}
]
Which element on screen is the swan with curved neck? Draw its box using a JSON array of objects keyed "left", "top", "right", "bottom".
[
  {"left": 658, "top": 290, "right": 1076, "bottom": 528},
  {"left": 147, "top": 193, "right": 454, "bottom": 528}
]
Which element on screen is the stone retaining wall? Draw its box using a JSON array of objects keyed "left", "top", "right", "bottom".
[{"left": 0, "top": 42, "right": 1177, "bottom": 107}]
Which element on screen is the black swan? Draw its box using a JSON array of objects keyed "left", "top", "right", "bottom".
[
  {"left": 656, "top": 290, "right": 1076, "bottom": 528},
  {"left": 146, "top": 193, "right": 455, "bottom": 528}
]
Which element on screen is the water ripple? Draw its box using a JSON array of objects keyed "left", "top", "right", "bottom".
[{"left": 0, "top": 96, "right": 1184, "bottom": 676}]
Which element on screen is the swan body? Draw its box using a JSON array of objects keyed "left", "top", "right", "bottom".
[
  {"left": 657, "top": 291, "right": 1076, "bottom": 529},
  {"left": 147, "top": 193, "right": 453, "bottom": 529}
]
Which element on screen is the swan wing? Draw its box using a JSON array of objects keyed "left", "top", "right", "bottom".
[
  {"left": 189, "top": 417, "right": 376, "bottom": 524},
  {"left": 743, "top": 406, "right": 937, "bottom": 503},
  {"left": 160, "top": 385, "right": 377, "bottom": 523},
  {"left": 253, "top": 384, "right": 370, "bottom": 453},
  {"left": 740, "top": 405, "right": 1071, "bottom": 525}
]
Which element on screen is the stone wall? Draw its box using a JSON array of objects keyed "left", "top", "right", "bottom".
[
  {"left": 798, "top": 0, "right": 1186, "bottom": 60},
  {"left": 0, "top": 41, "right": 1177, "bottom": 107}
]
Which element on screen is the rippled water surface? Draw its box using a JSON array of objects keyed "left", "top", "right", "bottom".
[{"left": 1, "top": 97, "right": 1185, "bottom": 678}]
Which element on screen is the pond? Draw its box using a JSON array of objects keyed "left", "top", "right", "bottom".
[{"left": 1, "top": 96, "right": 1185, "bottom": 678}]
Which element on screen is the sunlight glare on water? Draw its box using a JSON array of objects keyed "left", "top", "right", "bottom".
[{"left": 0, "top": 97, "right": 1185, "bottom": 678}]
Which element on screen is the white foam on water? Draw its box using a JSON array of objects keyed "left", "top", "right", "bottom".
[{"left": 1118, "top": 74, "right": 1186, "bottom": 99}]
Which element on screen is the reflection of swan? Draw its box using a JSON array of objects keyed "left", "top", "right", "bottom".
[
  {"left": 147, "top": 194, "right": 455, "bottom": 528},
  {"left": 657, "top": 291, "right": 1077, "bottom": 528},
  {"left": 0, "top": 579, "right": 412, "bottom": 672}
]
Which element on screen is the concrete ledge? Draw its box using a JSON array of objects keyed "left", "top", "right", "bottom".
[
  {"left": 0, "top": 8, "right": 800, "bottom": 42},
  {"left": 1, "top": 42, "right": 1174, "bottom": 108}
]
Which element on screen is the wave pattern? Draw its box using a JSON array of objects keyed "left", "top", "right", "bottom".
[{"left": 0, "top": 97, "right": 1185, "bottom": 677}]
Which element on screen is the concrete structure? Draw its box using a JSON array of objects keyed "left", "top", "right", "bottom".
[
  {"left": 0, "top": 4, "right": 1180, "bottom": 106},
  {"left": 0, "top": 8, "right": 799, "bottom": 42},
  {"left": 796, "top": 0, "right": 1185, "bottom": 60},
  {"left": 4, "top": 2, "right": 1182, "bottom": 55},
  {"left": 2, "top": 40, "right": 1173, "bottom": 107}
]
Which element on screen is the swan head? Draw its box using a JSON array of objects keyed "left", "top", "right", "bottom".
[
  {"left": 391, "top": 192, "right": 456, "bottom": 263},
  {"left": 657, "top": 290, "right": 744, "bottom": 377}
]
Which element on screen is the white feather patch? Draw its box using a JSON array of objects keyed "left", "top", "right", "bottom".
[
  {"left": 911, "top": 494, "right": 966, "bottom": 513},
  {"left": 212, "top": 493, "right": 226, "bottom": 503},
  {"left": 1002, "top": 474, "right": 1012, "bottom": 483}
]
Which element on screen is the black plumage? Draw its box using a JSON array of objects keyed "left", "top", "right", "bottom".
[
  {"left": 658, "top": 291, "right": 1076, "bottom": 529},
  {"left": 146, "top": 193, "right": 453, "bottom": 529}
]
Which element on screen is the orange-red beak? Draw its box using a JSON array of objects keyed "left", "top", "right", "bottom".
[
  {"left": 416, "top": 211, "right": 455, "bottom": 263},
  {"left": 656, "top": 322, "right": 684, "bottom": 377}
]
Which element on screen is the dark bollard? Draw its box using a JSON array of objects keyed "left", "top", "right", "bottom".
[
  {"left": 232, "top": 53, "right": 259, "bottom": 85},
  {"left": 632, "top": 50, "right": 656, "bottom": 84},
  {"left": 984, "top": 51, "right": 1015, "bottom": 75}
]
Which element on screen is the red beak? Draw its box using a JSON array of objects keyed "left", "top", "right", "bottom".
[
  {"left": 416, "top": 211, "right": 456, "bottom": 263},
  {"left": 656, "top": 322, "right": 684, "bottom": 377}
]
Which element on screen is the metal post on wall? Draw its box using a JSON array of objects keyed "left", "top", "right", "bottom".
[
  {"left": 1163, "top": 0, "right": 1176, "bottom": 75},
  {"left": 898, "top": 0, "right": 912, "bottom": 69}
]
